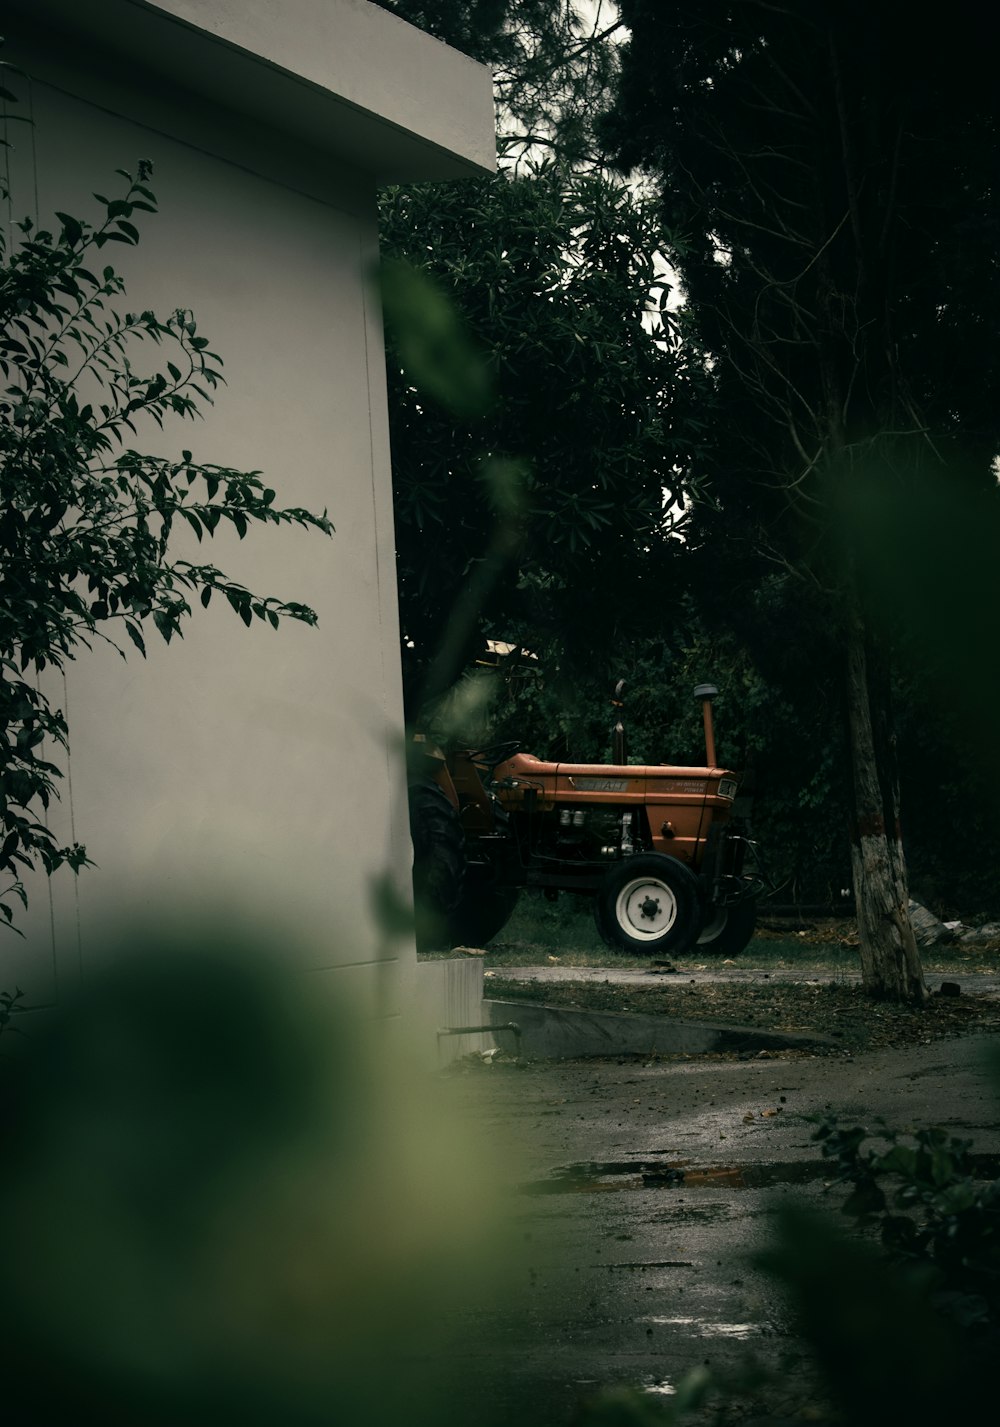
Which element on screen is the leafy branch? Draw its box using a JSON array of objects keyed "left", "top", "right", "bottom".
[{"left": 814, "top": 1114, "right": 1000, "bottom": 1329}]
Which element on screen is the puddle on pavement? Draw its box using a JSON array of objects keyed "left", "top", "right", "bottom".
[
  {"left": 522, "top": 1151, "right": 1000, "bottom": 1197},
  {"left": 649, "top": 1201, "right": 731, "bottom": 1224},
  {"left": 640, "top": 1316, "right": 771, "bottom": 1340},
  {"left": 606, "top": 1260, "right": 695, "bottom": 1270},
  {"left": 520, "top": 1157, "right": 830, "bottom": 1196}
]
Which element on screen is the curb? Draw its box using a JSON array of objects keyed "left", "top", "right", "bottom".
[{"left": 484, "top": 997, "right": 837, "bottom": 1059}]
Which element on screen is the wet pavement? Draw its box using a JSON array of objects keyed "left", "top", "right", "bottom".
[
  {"left": 486, "top": 963, "right": 1000, "bottom": 995},
  {"left": 434, "top": 1028, "right": 1000, "bottom": 1424}
]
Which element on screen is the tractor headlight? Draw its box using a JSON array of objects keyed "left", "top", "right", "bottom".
[{"left": 717, "top": 778, "right": 738, "bottom": 800}]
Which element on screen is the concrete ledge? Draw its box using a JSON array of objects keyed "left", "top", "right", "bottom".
[
  {"left": 484, "top": 998, "right": 837, "bottom": 1059},
  {"left": 415, "top": 957, "right": 492, "bottom": 1066},
  {"left": 9, "top": 0, "right": 495, "bottom": 182}
]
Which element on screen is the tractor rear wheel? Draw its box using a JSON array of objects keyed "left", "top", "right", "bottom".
[
  {"left": 451, "top": 876, "right": 520, "bottom": 948},
  {"left": 695, "top": 899, "right": 757, "bottom": 956},
  {"left": 594, "top": 853, "right": 702, "bottom": 956},
  {"left": 409, "top": 782, "right": 465, "bottom": 951}
]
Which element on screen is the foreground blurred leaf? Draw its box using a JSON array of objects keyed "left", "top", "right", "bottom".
[
  {"left": 379, "top": 257, "right": 493, "bottom": 420},
  {"left": 757, "top": 1203, "right": 979, "bottom": 1426}
]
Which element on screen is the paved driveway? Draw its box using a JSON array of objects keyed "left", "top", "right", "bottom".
[
  {"left": 487, "top": 963, "right": 1000, "bottom": 994},
  {"left": 436, "top": 1029, "right": 1000, "bottom": 1424}
]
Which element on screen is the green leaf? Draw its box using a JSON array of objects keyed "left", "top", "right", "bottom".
[
  {"left": 152, "top": 612, "right": 171, "bottom": 643},
  {"left": 124, "top": 621, "right": 146, "bottom": 657},
  {"left": 54, "top": 212, "right": 84, "bottom": 247}
]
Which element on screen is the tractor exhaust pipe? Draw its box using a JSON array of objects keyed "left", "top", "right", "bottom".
[{"left": 693, "top": 683, "right": 718, "bottom": 767}]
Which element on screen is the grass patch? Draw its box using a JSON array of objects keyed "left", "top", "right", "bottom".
[
  {"left": 487, "top": 893, "right": 608, "bottom": 957},
  {"left": 481, "top": 892, "right": 857, "bottom": 971},
  {"left": 466, "top": 892, "right": 1000, "bottom": 978}
]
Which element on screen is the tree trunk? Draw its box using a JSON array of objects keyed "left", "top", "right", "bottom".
[{"left": 844, "top": 611, "right": 926, "bottom": 1003}]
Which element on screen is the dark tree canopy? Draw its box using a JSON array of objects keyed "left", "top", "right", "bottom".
[
  {"left": 370, "top": 0, "right": 625, "bottom": 164},
  {"left": 380, "top": 164, "right": 712, "bottom": 717},
  {"left": 602, "top": 0, "right": 1000, "bottom": 541},
  {"left": 602, "top": 0, "right": 1000, "bottom": 746},
  {"left": 601, "top": 0, "right": 1000, "bottom": 1000}
]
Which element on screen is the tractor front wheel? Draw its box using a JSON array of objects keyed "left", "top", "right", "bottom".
[{"left": 594, "top": 854, "right": 702, "bottom": 956}]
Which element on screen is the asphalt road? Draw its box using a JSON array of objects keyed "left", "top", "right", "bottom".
[
  {"left": 486, "top": 963, "right": 1000, "bottom": 994},
  {"left": 434, "top": 1027, "right": 1000, "bottom": 1425}
]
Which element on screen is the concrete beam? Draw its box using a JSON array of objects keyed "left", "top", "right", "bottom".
[{"left": 6, "top": 0, "right": 495, "bottom": 181}]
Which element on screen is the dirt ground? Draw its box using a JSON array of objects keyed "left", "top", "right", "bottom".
[
  {"left": 485, "top": 973, "right": 1000, "bottom": 1055},
  {"left": 438, "top": 1023, "right": 1000, "bottom": 1427},
  {"left": 481, "top": 919, "right": 1000, "bottom": 1056},
  {"left": 425, "top": 914, "right": 1000, "bottom": 1425}
]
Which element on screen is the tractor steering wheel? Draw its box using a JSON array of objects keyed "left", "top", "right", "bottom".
[{"left": 470, "top": 740, "right": 521, "bottom": 771}]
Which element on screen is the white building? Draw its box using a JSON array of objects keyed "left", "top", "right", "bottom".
[{"left": 1, "top": 0, "right": 495, "bottom": 1036}]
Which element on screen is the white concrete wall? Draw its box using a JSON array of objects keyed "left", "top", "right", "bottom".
[
  {"left": 0, "top": 1, "right": 494, "bottom": 1022},
  {"left": 412, "top": 958, "right": 492, "bottom": 1067},
  {"left": 144, "top": 0, "right": 497, "bottom": 177}
]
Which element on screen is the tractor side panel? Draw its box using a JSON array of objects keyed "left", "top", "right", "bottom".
[
  {"left": 644, "top": 771, "right": 731, "bottom": 867},
  {"left": 493, "top": 754, "right": 737, "bottom": 875}
]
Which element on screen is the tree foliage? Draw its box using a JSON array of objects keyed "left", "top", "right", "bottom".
[
  {"left": 379, "top": 163, "right": 711, "bottom": 718},
  {"left": 603, "top": 1, "right": 1000, "bottom": 503},
  {"left": 369, "top": 0, "right": 624, "bottom": 165},
  {"left": 601, "top": 0, "right": 1000, "bottom": 998},
  {"left": 374, "top": 5, "right": 718, "bottom": 730},
  {"left": 0, "top": 162, "right": 333, "bottom": 930},
  {"left": 601, "top": 0, "right": 1000, "bottom": 665},
  {"left": 375, "top": 3, "right": 858, "bottom": 910}
]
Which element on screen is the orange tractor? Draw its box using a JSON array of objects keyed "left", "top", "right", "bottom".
[{"left": 410, "top": 683, "right": 763, "bottom": 956}]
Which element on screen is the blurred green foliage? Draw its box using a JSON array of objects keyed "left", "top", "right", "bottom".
[
  {"left": 0, "top": 920, "right": 519, "bottom": 1426},
  {"left": 379, "top": 258, "right": 493, "bottom": 420},
  {"left": 757, "top": 1204, "right": 974, "bottom": 1427},
  {"left": 0, "top": 985, "right": 25, "bottom": 1039},
  {"left": 576, "top": 1071, "right": 1000, "bottom": 1427},
  {"left": 814, "top": 1113, "right": 1000, "bottom": 1331}
]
